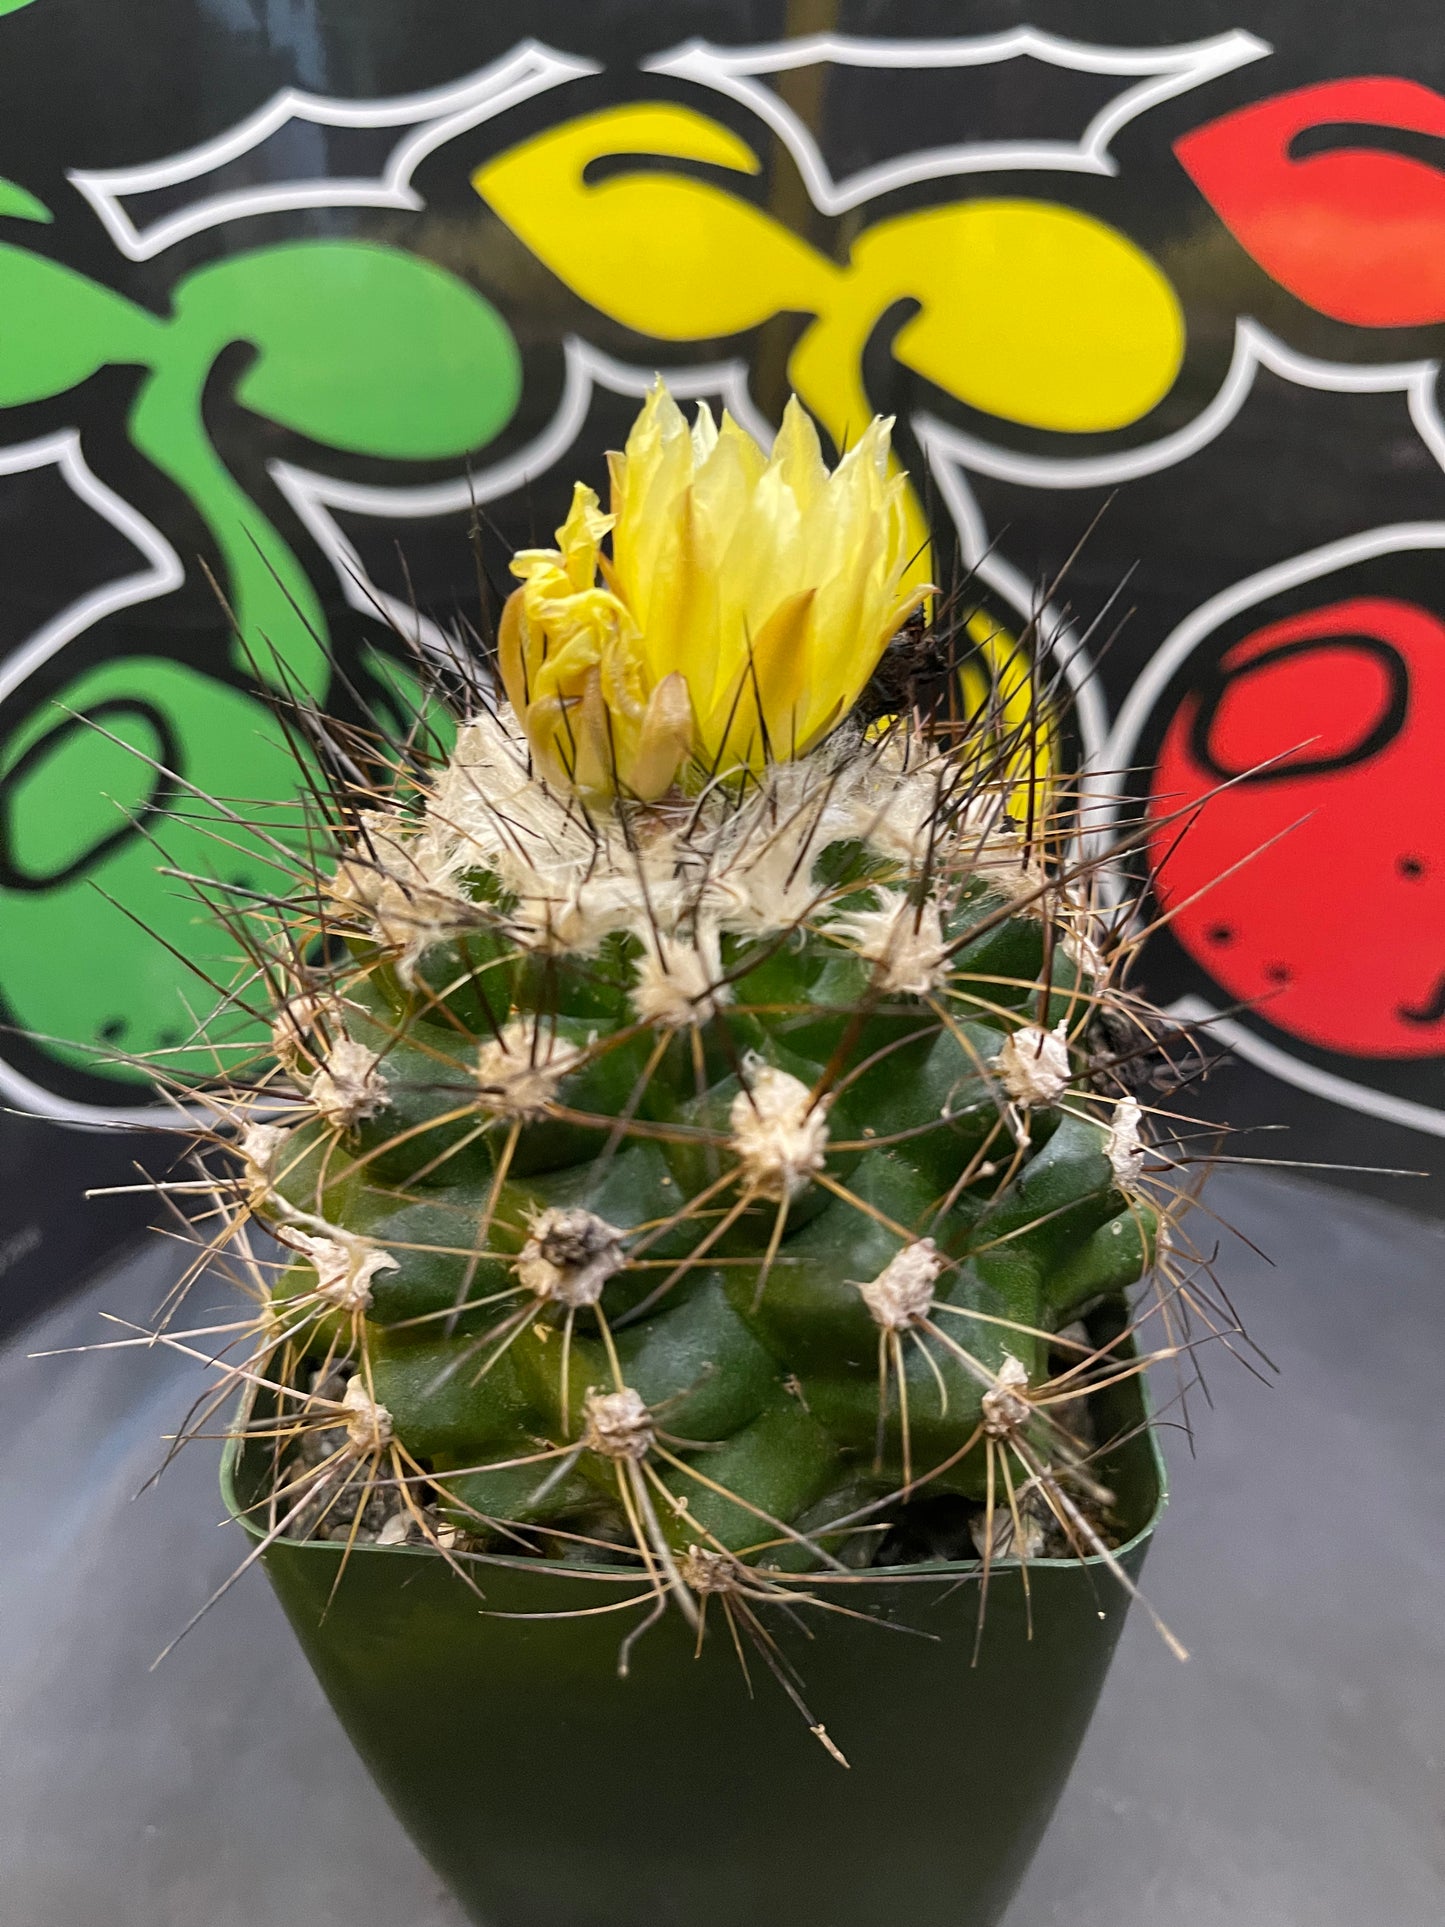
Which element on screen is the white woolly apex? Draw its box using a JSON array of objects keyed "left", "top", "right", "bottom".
[
  {"left": 981, "top": 1353, "right": 1032, "bottom": 1437},
  {"left": 829, "top": 734, "right": 947, "bottom": 867},
  {"left": 329, "top": 808, "right": 470, "bottom": 972},
  {"left": 994, "top": 1021, "right": 1071, "bottom": 1108},
  {"left": 825, "top": 888, "right": 951, "bottom": 997},
  {"left": 238, "top": 1119, "right": 287, "bottom": 1194},
  {"left": 582, "top": 1386, "right": 654, "bottom": 1461},
  {"left": 728, "top": 1056, "right": 830, "bottom": 1202},
  {"left": 517, "top": 1208, "right": 626, "bottom": 1308},
  {"left": 710, "top": 763, "right": 834, "bottom": 934},
  {"left": 631, "top": 924, "right": 731, "bottom": 1028},
  {"left": 857, "top": 1238, "right": 944, "bottom": 1331},
  {"left": 1107, "top": 1097, "right": 1147, "bottom": 1185},
  {"left": 286, "top": 1227, "right": 399, "bottom": 1313},
  {"left": 341, "top": 1375, "right": 394, "bottom": 1454},
  {"left": 405, "top": 712, "right": 1093, "bottom": 973},
  {"left": 310, "top": 1037, "right": 389, "bottom": 1129},
  {"left": 475, "top": 1019, "right": 584, "bottom": 1120}
]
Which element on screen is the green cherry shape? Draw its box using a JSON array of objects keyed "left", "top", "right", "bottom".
[{"left": 0, "top": 659, "right": 315, "bottom": 1087}]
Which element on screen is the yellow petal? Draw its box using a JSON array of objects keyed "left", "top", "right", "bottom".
[
  {"left": 575, "top": 666, "right": 614, "bottom": 796},
  {"left": 690, "top": 401, "right": 719, "bottom": 464},
  {"left": 497, "top": 587, "right": 531, "bottom": 717},
  {"left": 555, "top": 481, "right": 613, "bottom": 592},
  {"left": 597, "top": 615, "right": 649, "bottom": 728},
  {"left": 716, "top": 411, "right": 768, "bottom": 487},
  {"left": 691, "top": 420, "right": 763, "bottom": 574},
  {"left": 769, "top": 396, "right": 829, "bottom": 509},
  {"left": 799, "top": 582, "right": 930, "bottom": 754},
  {"left": 632, "top": 483, "right": 715, "bottom": 694},
  {"left": 611, "top": 383, "right": 694, "bottom": 638},
  {"left": 526, "top": 612, "right": 603, "bottom": 708},
  {"left": 742, "top": 587, "right": 816, "bottom": 762},
  {"left": 522, "top": 693, "right": 575, "bottom": 788},
  {"left": 627, "top": 671, "right": 694, "bottom": 800}
]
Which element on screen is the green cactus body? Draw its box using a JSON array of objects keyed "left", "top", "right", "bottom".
[{"left": 248, "top": 706, "right": 1157, "bottom": 1583}]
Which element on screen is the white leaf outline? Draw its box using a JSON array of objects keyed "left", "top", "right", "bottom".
[
  {"left": 69, "top": 39, "right": 601, "bottom": 262},
  {"left": 644, "top": 28, "right": 1270, "bottom": 213}
]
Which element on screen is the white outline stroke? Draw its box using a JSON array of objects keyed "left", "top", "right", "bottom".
[
  {"left": 1168, "top": 996, "right": 1445, "bottom": 1140},
  {"left": 0, "top": 432, "right": 188, "bottom": 1124},
  {"left": 0, "top": 432, "right": 184, "bottom": 708},
  {"left": 645, "top": 27, "right": 1269, "bottom": 214},
  {"left": 917, "top": 319, "right": 1445, "bottom": 493},
  {"left": 68, "top": 40, "right": 601, "bottom": 262}
]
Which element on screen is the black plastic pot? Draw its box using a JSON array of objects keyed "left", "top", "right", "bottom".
[{"left": 225, "top": 1344, "right": 1164, "bottom": 1927}]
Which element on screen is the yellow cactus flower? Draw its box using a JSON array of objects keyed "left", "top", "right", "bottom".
[{"left": 497, "top": 383, "right": 929, "bottom": 799}]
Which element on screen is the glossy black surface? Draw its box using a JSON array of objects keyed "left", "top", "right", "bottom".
[{"left": 7, "top": 1, "right": 1445, "bottom": 1325}]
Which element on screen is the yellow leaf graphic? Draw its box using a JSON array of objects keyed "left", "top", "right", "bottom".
[
  {"left": 959, "top": 607, "right": 1058, "bottom": 815},
  {"left": 852, "top": 199, "right": 1183, "bottom": 432},
  {"left": 474, "top": 104, "right": 838, "bottom": 341},
  {"left": 477, "top": 103, "right": 1183, "bottom": 804}
]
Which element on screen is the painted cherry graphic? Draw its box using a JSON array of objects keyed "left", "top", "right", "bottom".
[
  {"left": 0, "top": 233, "right": 520, "bottom": 1091},
  {"left": 1149, "top": 596, "right": 1445, "bottom": 1058},
  {"left": 1176, "top": 77, "right": 1445, "bottom": 326}
]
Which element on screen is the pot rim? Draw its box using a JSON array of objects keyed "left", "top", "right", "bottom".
[
  {"left": 221, "top": 1315, "right": 1168, "bottom": 1587},
  {"left": 222, "top": 1433, "right": 1166, "bottom": 1582}
]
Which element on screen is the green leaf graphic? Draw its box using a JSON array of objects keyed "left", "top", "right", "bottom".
[
  {"left": 179, "top": 240, "right": 522, "bottom": 457},
  {"left": 0, "top": 177, "right": 50, "bottom": 222},
  {"left": 0, "top": 244, "right": 157, "bottom": 405}
]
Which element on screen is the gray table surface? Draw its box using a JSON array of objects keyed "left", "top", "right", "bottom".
[{"left": 2, "top": 1169, "right": 1442, "bottom": 1927}]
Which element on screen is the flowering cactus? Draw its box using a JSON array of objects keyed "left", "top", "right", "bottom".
[{"left": 203, "top": 384, "right": 1188, "bottom": 1744}]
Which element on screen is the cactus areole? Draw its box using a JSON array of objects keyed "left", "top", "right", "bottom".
[{"left": 214, "top": 386, "right": 1180, "bottom": 1922}]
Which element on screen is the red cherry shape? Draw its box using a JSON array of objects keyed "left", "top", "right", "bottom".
[{"left": 1149, "top": 596, "right": 1445, "bottom": 1058}]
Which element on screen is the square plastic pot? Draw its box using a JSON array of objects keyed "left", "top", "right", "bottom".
[{"left": 224, "top": 1312, "right": 1164, "bottom": 1927}]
